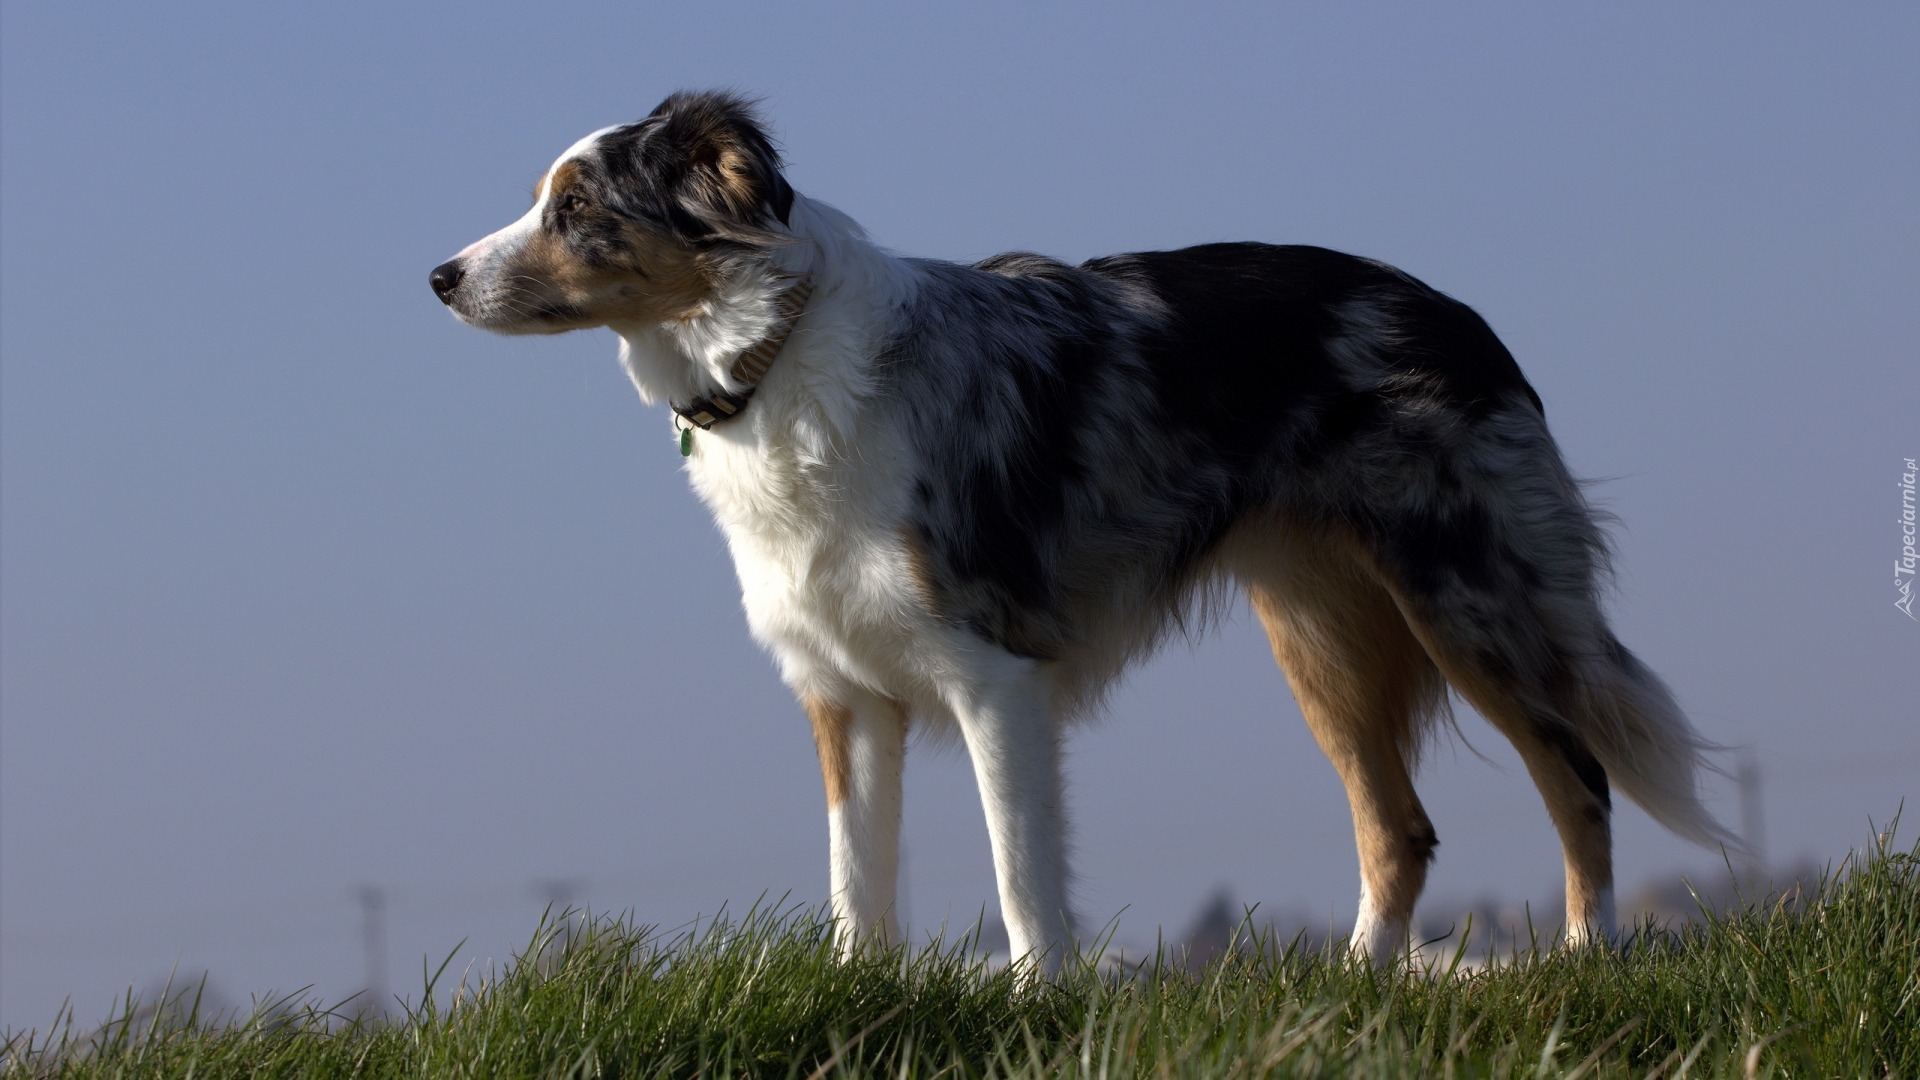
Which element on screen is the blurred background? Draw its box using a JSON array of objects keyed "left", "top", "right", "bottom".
[{"left": 3, "top": 1, "right": 1914, "bottom": 1031}]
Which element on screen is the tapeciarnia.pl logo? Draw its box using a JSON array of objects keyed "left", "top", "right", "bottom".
[{"left": 1898, "top": 457, "right": 1917, "bottom": 620}]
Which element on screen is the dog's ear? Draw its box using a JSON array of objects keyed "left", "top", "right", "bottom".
[{"left": 651, "top": 91, "right": 794, "bottom": 234}]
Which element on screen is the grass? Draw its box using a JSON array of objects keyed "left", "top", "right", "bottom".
[{"left": 6, "top": 830, "right": 1914, "bottom": 1079}]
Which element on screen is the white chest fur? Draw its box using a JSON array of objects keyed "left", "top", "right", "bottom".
[{"left": 682, "top": 414, "right": 939, "bottom": 704}]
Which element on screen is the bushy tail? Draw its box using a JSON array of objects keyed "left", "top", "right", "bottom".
[{"left": 1572, "top": 639, "right": 1743, "bottom": 853}]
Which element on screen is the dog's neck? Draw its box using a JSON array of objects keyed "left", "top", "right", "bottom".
[
  {"left": 612, "top": 255, "right": 816, "bottom": 412},
  {"left": 612, "top": 194, "right": 903, "bottom": 438},
  {"left": 664, "top": 272, "right": 814, "bottom": 431}
]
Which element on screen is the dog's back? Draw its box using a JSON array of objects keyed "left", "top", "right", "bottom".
[{"left": 885, "top": 242, "right": 1547, "bottom": 663}]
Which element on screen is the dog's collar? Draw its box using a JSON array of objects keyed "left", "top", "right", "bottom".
[{"left": 670, "top": 272, "right": 814, "bottom": 432}]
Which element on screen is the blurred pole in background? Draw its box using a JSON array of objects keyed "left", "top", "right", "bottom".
[{"left": 356, "top": 885, "right": 388, "bottom": 1019}]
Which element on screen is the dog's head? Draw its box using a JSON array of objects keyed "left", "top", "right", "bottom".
[{"left": 429, "top": 91, "right": 794, "bottom": 335}]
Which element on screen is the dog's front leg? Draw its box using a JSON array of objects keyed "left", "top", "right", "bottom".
[
  {"left": 804, "top": 689, "right": 907, "bottom": 953},
  {"left": 951, "top": 663, "right": 1072, "bottom": 975}
]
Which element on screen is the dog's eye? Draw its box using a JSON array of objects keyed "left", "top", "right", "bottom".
[{"left": 559, "top": 194, "right": 589, "bottom": 215}]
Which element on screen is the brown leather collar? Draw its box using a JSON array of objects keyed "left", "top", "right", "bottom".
[{"left": 671, "top": 273, "right": 814, "bottom": 431}]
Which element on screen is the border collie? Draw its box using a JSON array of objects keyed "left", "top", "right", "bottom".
[{"left": 430, "top": 90, "right": 1730, "bottom": 972}]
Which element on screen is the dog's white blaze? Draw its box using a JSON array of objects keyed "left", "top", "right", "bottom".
[
  {"left": 454, "top": 126, "right": 620, "bottom": 269},
  {"left": 554, "top": 124, "right": 620, "bottom": 177},
  {"left": 454, "top": 201, "right": 541, "bottom": 268}
]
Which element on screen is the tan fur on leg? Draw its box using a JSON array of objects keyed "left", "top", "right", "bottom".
[
  {"left": 1236, "top": 524, "right": 1446, "bottom": 964},
  {"left": 1385, "top": 605, "right": 1617, "bottom": 945}
]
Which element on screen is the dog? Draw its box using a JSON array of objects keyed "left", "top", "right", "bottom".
[{"left": 430, "top": 90, "right": 1732, "bottom": 972}]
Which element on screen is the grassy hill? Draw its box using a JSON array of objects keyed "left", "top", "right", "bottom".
[{"left": 7, "top": 832, "right": 1914, "bottom": 1078}]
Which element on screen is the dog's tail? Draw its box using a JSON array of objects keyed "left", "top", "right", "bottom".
[
  {"left": 1570, "top": 634, "right": 1738, "bottom": 851},
  {"left": 1366, "top": 403, "right": 1740, "bottom": 855}
]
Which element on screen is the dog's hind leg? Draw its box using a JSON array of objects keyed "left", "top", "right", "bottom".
[
  {"left": 946, "top": 657, "right": 1073, "bottom": 975},
  {"left": 1364, "top": 408, "right": 1732, "bottom": 946},
  {"left": 1385, "top": 601, "right": 1621, "bottom": 947},
  {"left": 1240, "top": 525, "right": 1447, "bottom": 966},
  {"left": 806, "top": 688, "right": 909, "bottom": 953},
  {"left": 1389, "top": 593, "right": 1735, "bottom": 947}
]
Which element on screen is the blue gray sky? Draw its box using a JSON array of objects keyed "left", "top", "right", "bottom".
[{"left": 2, "top": 1, "right": 1914, "bottom": 1032}]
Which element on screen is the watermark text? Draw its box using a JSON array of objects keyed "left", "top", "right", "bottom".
[{"left": 1898, "top": 457, "right": 1917, "bottom": 619}]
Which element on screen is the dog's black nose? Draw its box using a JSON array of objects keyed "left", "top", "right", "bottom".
[{"left": 429, "top": 259, "right": 465, "bottom": 303}]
